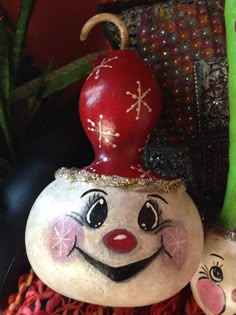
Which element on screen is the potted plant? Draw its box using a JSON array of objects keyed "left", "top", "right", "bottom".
[{"left": 0, "top": 0, "right": 103, "bottom": 308}]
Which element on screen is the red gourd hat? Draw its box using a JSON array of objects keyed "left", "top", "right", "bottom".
[{"left": 79, "top": 13, "right": 162, "bottom": 180}]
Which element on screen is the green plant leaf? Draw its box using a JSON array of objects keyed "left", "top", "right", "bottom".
[
  {"left": 0, "top": 17, "right": 10, "bottom": 108},
  {"left": 11, "top": 50, "right": 106, "bottom": 105},
  {"left": 10, "top": 0, "right": 36, "bottom": 88},
  {"left": 0, "top": 98, "right": 13, "bottom": 160},
  {"left": 0, "top": 3, "right": 16, "bottom": 32},
  {"left": 27, "top": 60, "right": 52, "bottom": 116}
]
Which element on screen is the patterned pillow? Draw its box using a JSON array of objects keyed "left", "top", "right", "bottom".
[{"left": 97, "top": 0, "right": 228, "bottom": 220}]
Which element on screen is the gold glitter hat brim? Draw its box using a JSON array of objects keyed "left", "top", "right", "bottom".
[{"left": 55, "top": 167, "right": 185, "bottom": 193}]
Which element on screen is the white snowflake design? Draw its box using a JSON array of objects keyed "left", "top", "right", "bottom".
[
  {"left": 88, "top": 157, "right": 108, "bottom": 172},
  {"left": 126, "top": 81, "right": 152, "bottom": 120},
  {"left": 87, "top": 56, "right": 118, "bottom": 80},
  {"left": 138, "top": 134, "right": 151, "bottom": 153},
  {"left": 51, "top": 220, "right": 73, "bottom": 257},
  {"left": 165, "top": 227, "right": 187, "bottom": 266},
  {"left": 130, "top": 164, "right": 153, "bottom": 178},
  {"left": 215, "top": 1, "right": 224, "bottom": 10},
  {"left": 87, "top": 114, "right": 120, "bottom": 149}
]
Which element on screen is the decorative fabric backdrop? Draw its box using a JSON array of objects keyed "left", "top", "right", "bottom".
[{"left": 97, "top": 0, "right": 228, "bottom": 220}]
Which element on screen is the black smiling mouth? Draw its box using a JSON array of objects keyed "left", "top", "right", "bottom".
[{"left": 67, "top": 235, "right": 171, "bottom": 282}]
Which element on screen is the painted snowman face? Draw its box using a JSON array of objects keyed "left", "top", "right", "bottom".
[
  {"left": 191, "top": 227, "right": 236, "bottom": 315},
  {"left": 26, "top": 170, "right": 203, "bottom": 307}
]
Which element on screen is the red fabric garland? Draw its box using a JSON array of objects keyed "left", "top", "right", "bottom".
[{"left": 4, "top": 270, "right": 204, "bottom": 315}]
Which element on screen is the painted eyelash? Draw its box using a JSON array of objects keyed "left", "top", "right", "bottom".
[
  {"left": 148, "top": 198, "right": 161, "bottom": 215},
  {"left": 199, "top": 262, "right": 224, "bottom": 280},
  {"left": 66, "top": 194, "right": 103, "bottom": 226},
  {"left": 68, "top": 193, "right": 103, "bottom": 226},
  {"left": 199, "top": 264, "right": 209, "bottom": 279},
  {"left": 154, "top": 219, "right": 173, "bottom": 234},
  {"left": 85, "top": 193, "right": 103, "bottom": 212},
  {"left": 147, "top": 198, "right": 173, "bottom": 234},
  {"left": 213, "top": 261, "right": 223, "bottom": 268},
  {"left": 67, "top": 212, "right": 85, "bottom": 226}
]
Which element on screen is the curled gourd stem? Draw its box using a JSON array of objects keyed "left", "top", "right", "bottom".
[{"left": 80, "top": 13, "right": 129, "bottom": 49}]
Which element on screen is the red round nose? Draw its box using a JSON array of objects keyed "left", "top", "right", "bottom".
[{"left": 103, "top": 229, "right": 137, "bottom": 253}]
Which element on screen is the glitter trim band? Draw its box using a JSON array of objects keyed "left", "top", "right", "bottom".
[
  {"left": 208, "top": 224, "right": 236, "bottom": 242},
  {"left": 55, "top": 168, "right": 185, "bottom": 193}
]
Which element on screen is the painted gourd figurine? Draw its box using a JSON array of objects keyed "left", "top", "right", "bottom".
[
  {"left": 25, "top": 14, "right": 204, "bottom": 307},
  {"left": 190, "top": 1, "right": 236, "bottom": 314}
]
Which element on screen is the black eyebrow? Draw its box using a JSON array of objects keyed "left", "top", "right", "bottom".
[
  {"left": 147, "top": 194, "right": 168, "bottom": 204},
  {"left": 210, "top": 253, "right": 224, "bottom": 260},
  {"left": 80, "top": 189, "right": 107, "bottom": 198}
]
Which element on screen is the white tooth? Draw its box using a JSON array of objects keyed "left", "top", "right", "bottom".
[{"left": 114, "top": 234, "right": 127, "bottom": 240}]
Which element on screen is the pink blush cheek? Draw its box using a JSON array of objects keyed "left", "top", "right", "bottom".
[
  {"left": 162, "top": 222, "right": 188, "bottom": 268},
  {"left": 196, "top": 278, "right": 225, "bottom": 315},
  {"left": 232, "top": 288, "right": 236, "bottom": 303},
  {"left": 47, "top": 215, "right": 84, "bottom": 260}
]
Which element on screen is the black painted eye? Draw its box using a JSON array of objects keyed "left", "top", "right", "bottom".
[
  {"left": 86, "top": 197, "right": 108, "bottom": 228},
  {"left": 209, "top": 265, "right": 223, "bottom": 282},
  {"left": 138, "top": 200, "right": 160, "bottom": 231}
]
